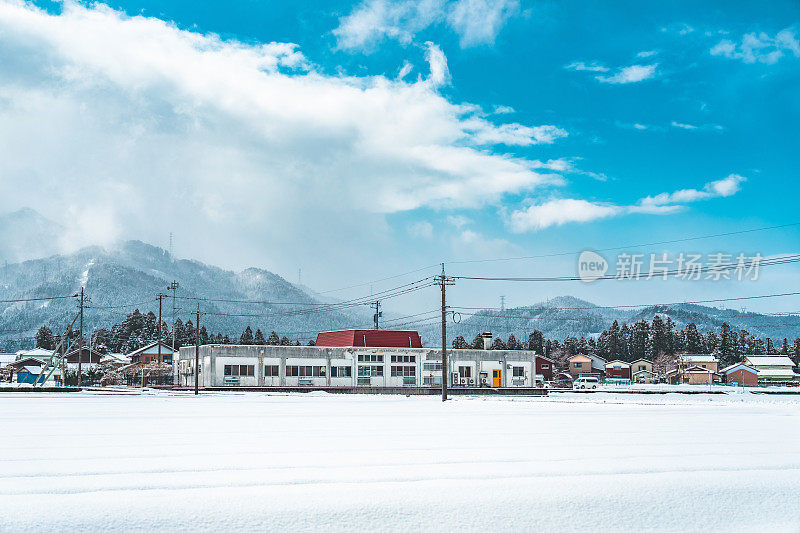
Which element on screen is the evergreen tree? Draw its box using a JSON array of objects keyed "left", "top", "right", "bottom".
[
  {"left": 267, "top": 331, "right": 280, "bottom": 345},
  {"left": 650, "top": 316, "right": 669, "bottom": 359},
  {"left": 793, "top": 338, "right": 800, "bottom": 364},
  {"left": 471, "top": 334, "right": 484, "bottom": 349},
  {"left": 781, "top": 338, "right": 790, "bottom": 355},
  {"left": 619, "top": 323, "right": 631, "bottom": 361},
  {"left": 307, "top": 339, "right": 316, "bottom": 346},
  {"left": 280, "top": 336, "right": 291, "bottom": 346},
  {"left": 452, "top": 336, "right": 469, "bottom": 349},
  {"left": 490, "top": 337, "right": 506, "bottom": 350},
  {"left": 528, "top": 330, "right": 544, "bottom": 354},
  {"left": 506, "top": 334, "right": 522, "bottom": 350},
  {"left": 240, "top": 326, "right": 254, "bottom": 345},
  {"left": 684, "top": 323, "right": 703, "bottom": 353},
  {"left": 35, "top": 326, "right": 55, "bottom": 350},
  {"left": 629, "top": 321, "right": 649, "bottom": 361},
  {"left": 254, "top": 329, "right": 266, "bottom": 345},
  {"left": 718, "top": 323, "right": 735, "bottom": 366},
  {"left": 199, "top": 326, "right": 209, "bottom": 345}
]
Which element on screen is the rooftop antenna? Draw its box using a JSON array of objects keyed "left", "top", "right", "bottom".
[{"left": 500, "top": 295, "right": 506, "bottom": 311}]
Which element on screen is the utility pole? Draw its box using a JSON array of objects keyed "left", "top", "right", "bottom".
[
  {"left": 194, "top": 303, "right": 200, "bottom": 396},
  {"left": 371, "top": 301, "right": 382, "bottom": 329},
  {"left": 78, "top": 288, "right": 84, "bottom": 387},
  {"left": 168, "top": 281, "right": 179, "bottom": 353},
  {"left": 157, "top": 293, "right": 165, "bottom": 364},
  {"left": 435, "top": 263, "right": 455, "bottom": 402}
]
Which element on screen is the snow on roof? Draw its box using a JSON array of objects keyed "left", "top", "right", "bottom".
[
  {"left": 126, "top": 341, "right": 176, "bottom": 357},
  {"left": 684, "top": 365, "right": 719, "bottom": 374},
  {"left": 0, "top": 354, "right": 17, "bottom": 365},
  {"left": 631, "top": 359, "right": 653, "bottom": 364},
  {"left": 16, "top": 348, "right": 53, "bottom": 357},
  {"left": 102, "top": 353, "right": 131, "bottom": 363},
  {"left": 744, "top": 356, "right": 796, "bottom": 367},
  {"left": 757, "top": 368, "right": 799, "bottom": 378},
  {"left": 605, "top": 360, "right": 630, "bottom": 367},
  {"left": 720, "top": 363, "right": 757, "bottom": 374},
  {"left": 678, "top": 354, "right": 718, "bottom": 363}
]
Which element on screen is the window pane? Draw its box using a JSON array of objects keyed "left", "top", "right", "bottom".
[{"left": 224, "top": 365, "right": 232, "bottom": 376}]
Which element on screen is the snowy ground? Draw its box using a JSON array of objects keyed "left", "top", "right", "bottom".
[{"left": 1, "top": 391, "right": 799, "bottom": 532}]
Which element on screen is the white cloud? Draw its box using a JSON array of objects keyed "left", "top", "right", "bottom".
[
  {"left": 446, "top": 214, "right": 470, "bottom": 228},
  {"left": 509, "top": 175, "right": 746, "bottom": 232},
  {"left": 671, "top": 121, "right": 698, "bottom": 130},
  {"left": 334, "top": 0, "right": 519, "bottom": 51},
  {"left": 596, "top": 64, "right": 658, "bottom": 84},
  {"left": 636, "top": 50, "right": 658, "bottom": 58},
  {"left": 397, "top": 60, "right": 414, "bottom": 79},
  {"left": 469, "top": 123, "right": 568, "bottom": 146},
  {"left": 636, "top": 174, "right": 746, "bottom": 209},
  {"left": 509, "top": 199, "right": 619, "bottom": 232},
  {"left": 492, "top": 104, "right": 515, "bottom": 114},
  {"left": 670, "top": 121, "right": 725, "bottom": 132},
  {"left": 408, "top": 221, "right": 434, "bottom": 238},
  {"left": 447, "top": 0, "right": 519, "bottom": 47},
  {"left": 0, "top": 1, "right": 567, "bottom": 271},
  {"left": 423, "top": 41, "right": 450, "bottom": 86},
  {"left": 711, "top": 28, "right": 800, "bottom": 64},
  {"left": 564, "top": 61, "right": 608, "bottom": 72}
]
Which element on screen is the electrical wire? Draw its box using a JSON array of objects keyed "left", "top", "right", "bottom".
[{"left": 453, "top": 254, "right": 800, "bottom": 282}]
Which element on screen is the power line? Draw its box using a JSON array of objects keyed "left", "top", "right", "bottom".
[
  {"left": 453, "top": 254, "right": 800, "bottom": 282},
  {"left": 0, "top": 295, "right": 77, "bottom": 303},
  {"left": 450, "top": 290, "right": 800, "bottom": 311},
  {"left": 448, "top": 222, "right": 800, "bottom": 265}
]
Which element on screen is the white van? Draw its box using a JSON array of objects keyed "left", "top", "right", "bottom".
[{"left": 573, "top": 376, "right": 599, "bottom": 390}]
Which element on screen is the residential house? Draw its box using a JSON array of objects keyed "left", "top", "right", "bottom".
[
  {"left": 567, "top": 354, "right": 606, "bottom": 379},
  {"left": 666, "top": 365, "right": 721, "bottom": 385},
  {"left": 676, "top": 354, "right": 719, "bottom": 373},
  {"left": 631, "top": 359, "right": 655, "bottom": 383},
  {"left": 721, "top": 363, "right": 758, "bottom": 387},
  {"left": 604, "top": 360, "right": 631, "bottom": 381},
  {"left": 128, "top": 341, "right": 177, "bottom": 364},
  {"left": 743, "top": 356, "right": 799, "bottom": 385},
  {"left": 6, "top": 356, "right": 61, "bottom": 385},
  {"left": 535, "top": 355, "right": 555, "bottom": 381}
]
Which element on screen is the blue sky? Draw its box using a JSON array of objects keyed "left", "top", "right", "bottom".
[{"left": 1, "top": 0, "right": 799, "bottom": 312}]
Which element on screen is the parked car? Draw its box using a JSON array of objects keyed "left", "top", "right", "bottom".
[{"left": 573, "top": 376, "right": 599, "bottom": 390}]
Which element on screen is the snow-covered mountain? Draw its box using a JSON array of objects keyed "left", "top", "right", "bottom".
[
  {"left": 419, "top": 295, "right": 799, "bottom": 346},
  {"left": 0, "top": 240, "right": 368, "bottom": 350}
]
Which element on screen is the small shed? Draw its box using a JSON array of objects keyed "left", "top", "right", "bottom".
[{"left": 721, "top": 363, "right": 758, "bottom": 387}]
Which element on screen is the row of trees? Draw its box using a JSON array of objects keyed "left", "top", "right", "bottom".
[
  {"left": 34, "top": 310, "right": 800, "bottom": 369},
  {"left": 452, "top": 317, "right": 800, "bottom": 368},
  {"left": 34, "top": 310, "right": 311, "bottom": 354}
]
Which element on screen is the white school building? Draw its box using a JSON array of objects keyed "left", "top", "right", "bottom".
[{"left": 176, "top": 343, "right": 545, "bottom": 389}]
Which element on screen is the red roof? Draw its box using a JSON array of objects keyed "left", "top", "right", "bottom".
[{"left": 315, "top": 330, "right": 423, "bottom": 348}]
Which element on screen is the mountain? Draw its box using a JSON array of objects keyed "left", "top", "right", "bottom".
[
  {"left": 0, "top": 208, "right": 63, "bottom": 263},
  {"left": 0, "top": 240, "right": 368, "bottom": 351},
  {"left": 418, "top": 295, "right": 799, "bottom": 346}
]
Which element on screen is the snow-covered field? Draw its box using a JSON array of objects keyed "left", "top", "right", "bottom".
[{"left": 1, "top": 391, "right": 799, "bottom": 532}]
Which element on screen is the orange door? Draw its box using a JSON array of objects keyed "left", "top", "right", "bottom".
[{"left": 492, "top": 369, "right": 501, "bottom": 387}]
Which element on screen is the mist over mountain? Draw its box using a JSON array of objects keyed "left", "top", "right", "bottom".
[
  {"left": 0, "top": 240, "right": 369, "bottom": 351},
  {"left": 0, "top": 208, "right": 63, "bottom": 263}
]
